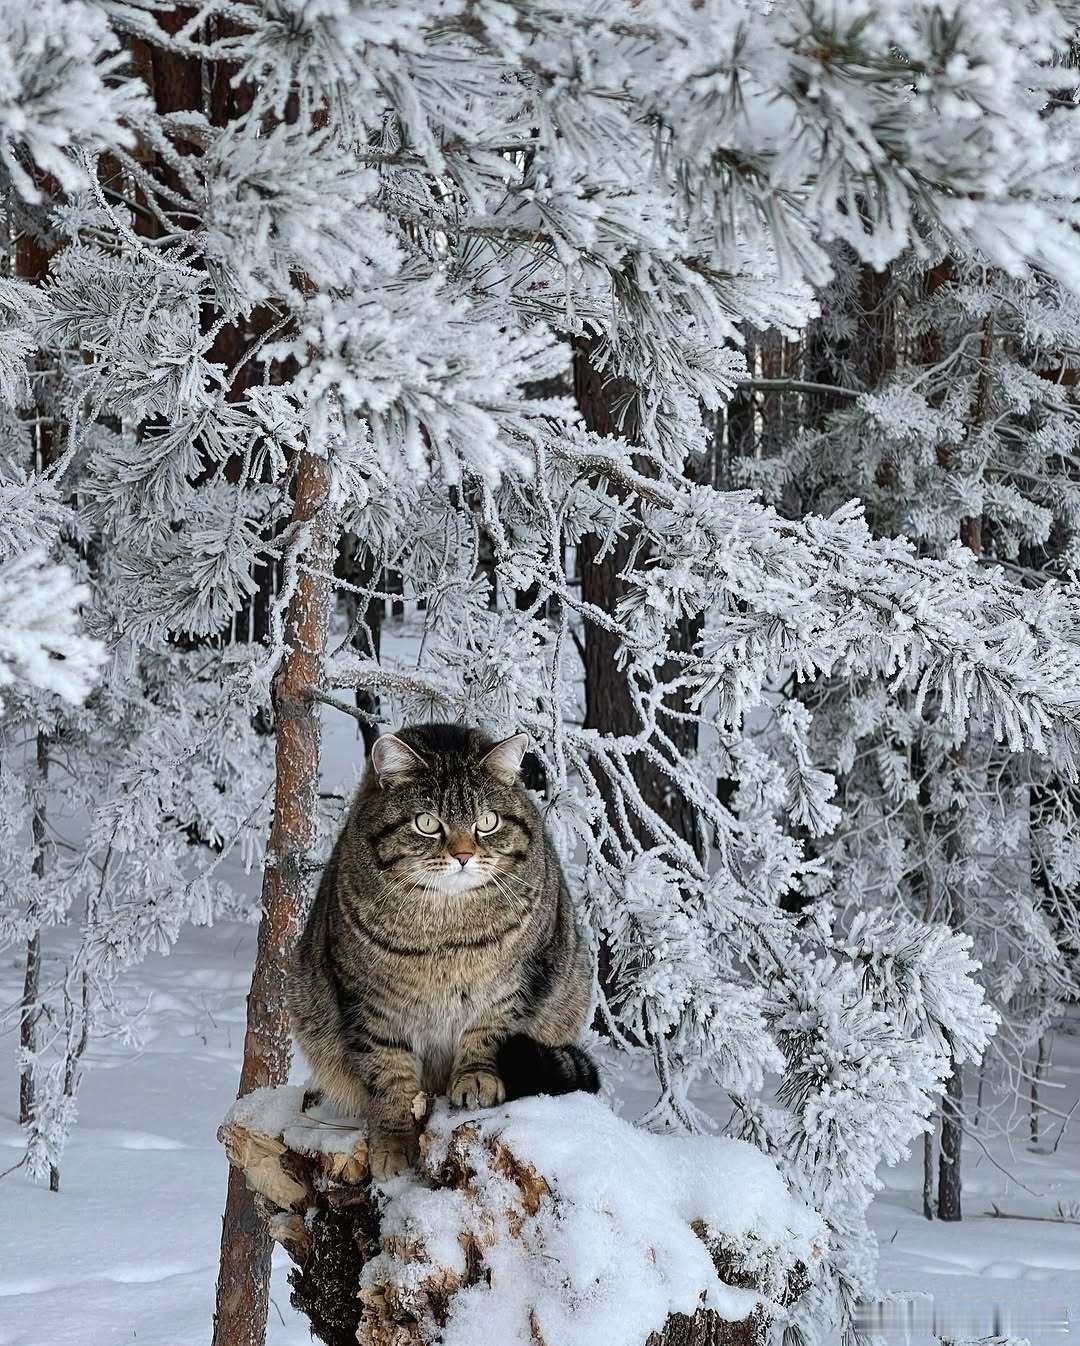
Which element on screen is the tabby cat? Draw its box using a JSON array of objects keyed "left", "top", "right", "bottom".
[{"left": 287, "top": 722, "right": 598, "bottom": 1179}]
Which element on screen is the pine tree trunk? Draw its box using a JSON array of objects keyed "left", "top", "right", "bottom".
[
  {"left": 19, "top": 933, "right": 40, "bottom": 1126},
  {"left": 723, "top": 328, "right": 756, "bottom": 486},
  {"left": 912, "top": 733, "right": 941, "bottom": 1224},
  {"left": 922, "top": 1125, "right": 936, "bottom": 1221},
  {"left": 340, "top": 540, "right": 383, "bottom": 757},
  {"left": 211, "top": 451, "right": 338, "bottom": 1346},
  {"left": 757, "top": 331, "right": 796, "bottom": 459},
  {"left": 932, "top": 308, "right": 986, "bottom": 1224},
  {"left": 19, "top": 733, "right": 49, "bottom": 1126},
  {"left": 131, "top": 16, "right": 283, "bottom": 650},
  {"left": 49, "top": 956, "right": 93, "bottom": 1193},
  {"left": 1030, "top": 1034, "right": 1049, "bottom": 1146},
  {"left": 975, "top": 1054, "right": 988, "bottom": 1127},
  {"left": 571, "top": 338, "right": 701, "bottom": 850},
  {"left": 389, "top": 569, "right": 405, "bottom": 620},
  {"left": 14, "top": 184, "right": 57, "bottom": 1135},
  {"left": 45, "top": 836, "right": 110, "bottom": 1193},
  {"left": 937, "top": 1052, "right": 963, "bottom": 1221},
  {"left": 936, "top": 806, "right": 968, "bottom": 1221}
]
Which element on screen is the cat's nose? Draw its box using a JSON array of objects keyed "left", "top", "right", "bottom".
[{"left": 451, "top": 851, "right": 475, "bottom": 867}]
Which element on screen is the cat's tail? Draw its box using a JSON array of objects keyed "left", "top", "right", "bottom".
[{"left": 496, "top": 1034, "right": 601, "bottom": 1102}]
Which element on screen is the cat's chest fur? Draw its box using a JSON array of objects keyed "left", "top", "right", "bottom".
[{"left": 408, "top": 983, "right": 480, "bottom": 1091}]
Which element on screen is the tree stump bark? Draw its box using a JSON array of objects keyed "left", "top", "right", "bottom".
[{"left": 219, "top": 1088, "right": 821, "bottom": 1346}]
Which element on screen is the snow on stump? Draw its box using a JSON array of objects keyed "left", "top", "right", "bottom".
[{"left": 218, "top": 1087, "right": 824, "bottom": 1346}]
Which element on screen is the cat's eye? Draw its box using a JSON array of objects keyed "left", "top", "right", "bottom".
[
  {"left": 413, "top": 812, "right": 442, "bottom": 836},
  {"left": 475, "top": 810, "right": 499, "bottom": 834}
]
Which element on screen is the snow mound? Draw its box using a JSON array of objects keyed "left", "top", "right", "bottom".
[
  {"left": 220, "top": 1085, "right": 824, "bottom": 1346},
  {"left": 364, "top": 1092, "right": 825, "bottom": 1346}
]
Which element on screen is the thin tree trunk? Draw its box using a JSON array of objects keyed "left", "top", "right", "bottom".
[
  {"left": 975, "top": 1054, "right": 987, "bottom": 1127},
  {"left": 19, "top": 732, "right": 49, "bottom": 1126},
  {"left": 19, "top": 934, "right": 40, "bottom": 1126},
  {"left": 48, "top": 837, "right": 111, "bottom": 1192},
  {"left": 212, "top": 450, "right": 338, "bottom": 1346},
  {"left": 340, "top": 540, "right": 383, "bottom": 757},
  {"left": 937, "top": 783, "right": 969, "bottom": 1221},
  {"left": 922, "top": 1122, "right": 937, "bottom": 1221},
  {"left": 911, "top": 729, "right": 943, "bottom": 1225},
  {"left": 723, "top": 328, "right": 756, "bottom": 489},
  {"left": 933, "top": 306, "right": 987, "bottom": 1224},
  {"left": 49, "top": 964, "right": 91, "bottom": 1193},
  {"left": 388, "top": 569, "right": 405, "bottom": 620},
  {"left": 1030, "top": 1034, "right": 1049, "bottom": 1146},
  {"left": 937, "top": 1049, "right": 963, "bottom": 1221},
  {"left": 757, "top": 332, "right": 785, "bottom": 456},
  {"left": 14, "top": 185, "right": 57, "bottom": 1133}
]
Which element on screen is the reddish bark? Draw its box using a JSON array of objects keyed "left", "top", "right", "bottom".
[
  {"left": 128, "top": 15, "right": 280, "bottom": 644},
  {"left": 212, "top": 451, "right": 338, "bottom": 1346}
]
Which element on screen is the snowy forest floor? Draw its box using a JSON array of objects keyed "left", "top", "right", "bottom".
[
  {"left": 2, "top": 922, "right": 1078, "bottom": 1346},
  {"left": 2, "top": 702, "right": 1079, "bottom": 1346}
]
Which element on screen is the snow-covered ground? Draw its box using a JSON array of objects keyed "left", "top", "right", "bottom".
[
  {"left": 2, "top": 705, "right": 1079, "bottom": 1345},
  {"left": 865, "top": 1035, "right": 1080, "bottom": 1345},
  {"left": 2, "top": 920, "right": 1078, "bottom": 1346}
]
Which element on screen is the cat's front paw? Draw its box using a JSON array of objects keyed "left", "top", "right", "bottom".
[
  {"left": 369, "top": 1128, "right": 419, "bottom": 1181},
  {"left": 448, "top": 1067, "right": 506, "bottom": 1109}
]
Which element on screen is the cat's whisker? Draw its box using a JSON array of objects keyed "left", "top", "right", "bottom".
[
  {"left": 489, "top": 868, "right": 532, "bottom": 896},
  {"left": 486, "top": 871, "right": 527, "bottom": 909}
]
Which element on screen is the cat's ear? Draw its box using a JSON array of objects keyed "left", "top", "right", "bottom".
[
  {"left": 482, "top": 732, "right": 530, "bottom": 783},
  {"left": 371, "top": 734, "right": 427, "bottom": 787}
]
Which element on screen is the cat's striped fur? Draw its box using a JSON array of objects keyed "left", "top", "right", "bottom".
[{"left": 287, "top": 722, "right": 597, "bottom": 1179}]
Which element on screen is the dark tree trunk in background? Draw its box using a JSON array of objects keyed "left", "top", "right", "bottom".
[
  {"left": 19, "top": 733, "right": 49, "bottom": 1126},
  {"left": 340, "top": 539, "right": 383, "bottom": 757},
  {"left": 1030, "top": 1033, "right": 1049, "bottom": 1145},
  {"left": 14, "top": 205, "right": 57, "bottom": 1133},
  {"left": 572, "top": 338, "right": 701, "bottom": 851},
  {"left": 50, "top": 877, "right": 95, "bottom": 1194},
  {"left": 780, "top": 259, "right": 896, "bottom": 913},
  {"left": 933, "top": 304, "right": 987, "bottom": 1223},
  {"left": 910, "top": 736, "right": 941, "bottom": 1221},
  {"left": 513, "top": 581, "right": 549, "bottom": 794},
  {"left": 129, "top": 14, "right": 279, "bottom": 647},
  {"left": 855, "top": 264, "right": 896, "bottom": 388},
  {"left": 514, "top": 366, "right": 571, "bottom": 797},
  {"left": 478, "top": 526, "right": 498, "bottom": 610},
  {"left": 206, "top": 16, "right": 278, "bottom": 647},
  {"left": 721, "top": 328, "right": 756, "bottom": 488},
  {"left": 19, "top": 944, "right": 39, "bottom": 1126},
  {"left": 798, "top": 259, "right": 973, "bottom": 1221},
  {"left": 922, "top": 1115, "right": 937, "bottom": 1221},
  {"left": 212, "top": 452, "right": 338, "bottom": 1346},
  {"left": 802, "top": 259, "right": 895, "bottom": 427},
  {"left": 937, "top": 1051, "right": 964, "bottom": 1221}
]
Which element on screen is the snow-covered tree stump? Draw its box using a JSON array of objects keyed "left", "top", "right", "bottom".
[{"left": 218, "top": 1088, "right": 823, "bottom": 1346}]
